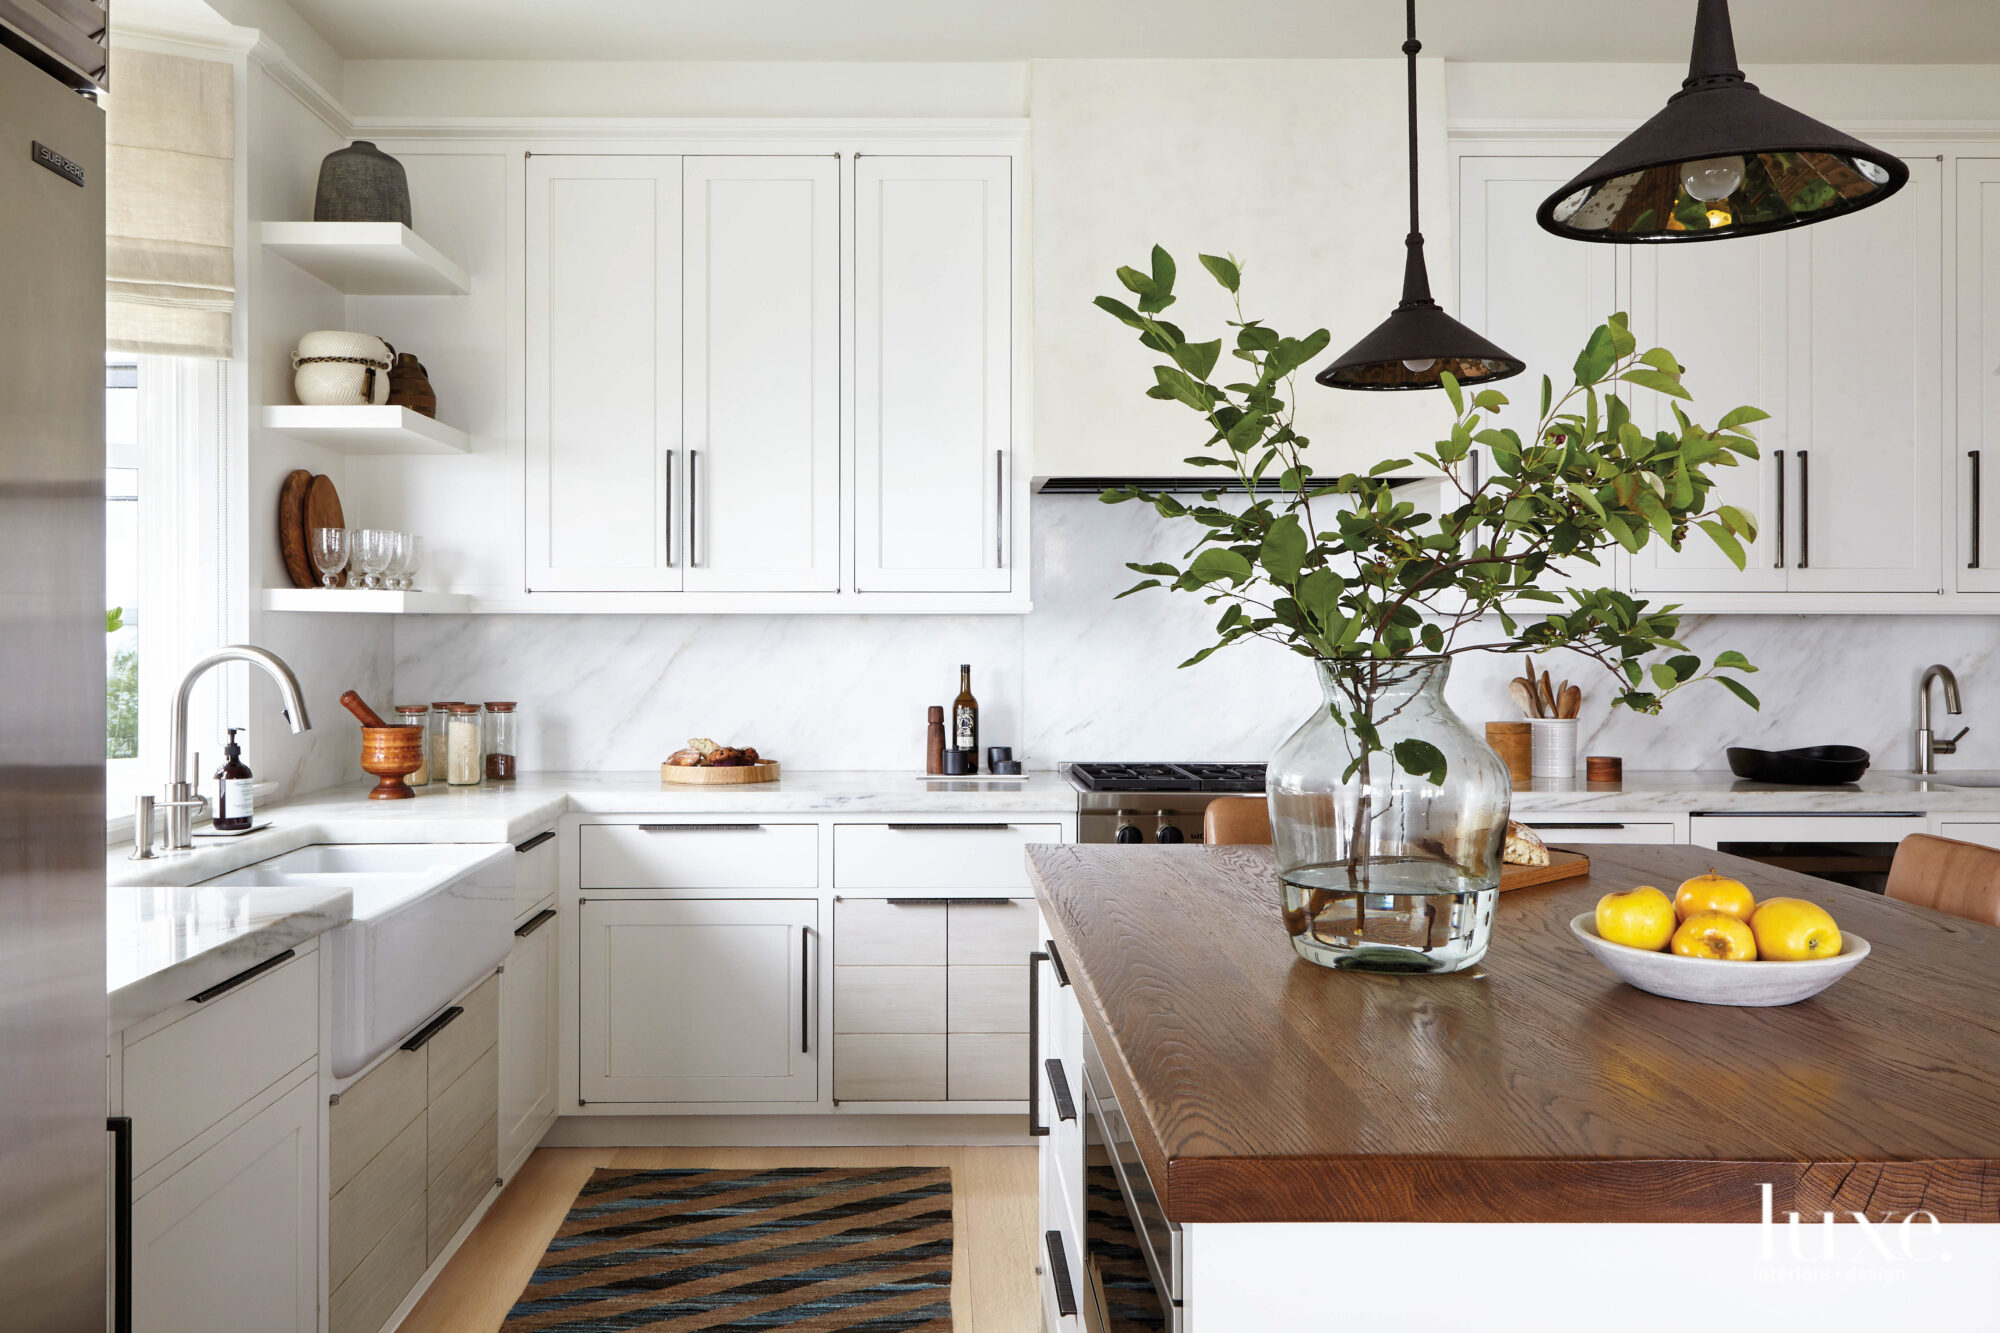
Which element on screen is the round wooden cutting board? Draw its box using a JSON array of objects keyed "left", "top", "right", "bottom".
[
  {"left": 277, "top": 469, "right": 315, "bottom": 587},
  {"left": 659, "top": 760, "right": 781, "bottom": 785},
  {"left": 301, "top": 474, "right": 347, "bottom": 585}
]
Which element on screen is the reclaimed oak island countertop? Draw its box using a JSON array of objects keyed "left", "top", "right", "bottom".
[{"left": 1026, "top": 842, "right": 2000, "bottom": 1225}]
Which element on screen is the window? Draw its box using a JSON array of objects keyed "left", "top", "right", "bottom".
[{"left": 106, "top": 362, "right": 140, "bottom": 762}]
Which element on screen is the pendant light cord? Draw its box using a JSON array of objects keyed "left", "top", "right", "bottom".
[{"left": 1404, "top": 0, "right": 1421, "bottom": 241}]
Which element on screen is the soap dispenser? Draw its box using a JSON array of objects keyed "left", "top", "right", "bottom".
[{"left": 214, "top": 728, "right": 253, "bottom": 831}]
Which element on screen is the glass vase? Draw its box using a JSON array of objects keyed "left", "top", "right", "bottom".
[{"left": 1268, "top": 657, "right": 1511, "bottom": 973}]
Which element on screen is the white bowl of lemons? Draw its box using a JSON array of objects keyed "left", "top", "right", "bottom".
[{"left": 1568, "top": 869, "right": 1869, "bottom": 1006}]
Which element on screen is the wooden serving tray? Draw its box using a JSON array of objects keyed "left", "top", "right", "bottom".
[
  {"left": 659, "top": 760, "right": 780, "bottom": 785},
  {"left": 1498, "top": 847, "right": 1590, "bottom": 892}
]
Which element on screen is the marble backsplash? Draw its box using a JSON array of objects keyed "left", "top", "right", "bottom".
[{"left": 391, "top": 495, "right": 2000, "bottom": 775}]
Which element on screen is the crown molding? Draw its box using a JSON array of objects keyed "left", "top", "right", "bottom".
[
  {"left": 1448, "top": 116, "right": 2000, "bottom": 144},
  {"left": 245, "top": 34, "right": 353, "bottom": 138},
  {"left": 347, "top": 114, "right": 1030, "bottom": 142}
]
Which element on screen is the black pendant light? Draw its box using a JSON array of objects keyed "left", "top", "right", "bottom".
[
  {"left": 1537, "top": 0, "right": 1908, "bottom": 243},
  {"left": 1318, "top": 0, "right": 1523, "bottom": 392}
]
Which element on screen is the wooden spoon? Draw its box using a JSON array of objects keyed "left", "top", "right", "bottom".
[
  {"left": 1559, "top": 684, "right": 1583, "bottom": 719},
  {"left": 1508, "top": 678, "right": 1541, "bottom": 719},
  {"left": 1540, "top": 670, "right": 1557, "bottom": 716}
]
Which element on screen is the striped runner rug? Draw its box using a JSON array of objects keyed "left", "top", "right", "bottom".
[{"left": 502, "top": 1165, "right": 953, "bottom": 1332}]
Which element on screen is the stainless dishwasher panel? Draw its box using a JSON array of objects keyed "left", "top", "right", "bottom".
[{"left": 1082, "top": 1026, "right": 1181, "bottom": 1324}]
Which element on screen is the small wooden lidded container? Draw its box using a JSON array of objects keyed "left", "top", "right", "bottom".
[
  {"left": 360, "top": 725, "right": 424, "bottom": 800},
  {"left": 1486, "top": 721, "right": 1532, "bottom": 786}
]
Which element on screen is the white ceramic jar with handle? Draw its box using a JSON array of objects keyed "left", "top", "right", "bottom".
[{"left": 291, "top": 330, "right": 393, "bottom": 405}]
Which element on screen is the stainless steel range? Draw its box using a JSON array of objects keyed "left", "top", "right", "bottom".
[{"left": 1066, "top": 762, "right": 1267, "bottom": 844}]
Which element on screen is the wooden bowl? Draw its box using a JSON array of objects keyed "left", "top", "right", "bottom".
[
  {"left": 361, "top": 725, "right": 424, "bottom": 800},
  {"left": 659, "top": 759, "right": 780, "bottom": 785}
]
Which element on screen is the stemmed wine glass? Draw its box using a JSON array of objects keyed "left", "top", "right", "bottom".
[
  {"left": 353, "top": 529, "right": 394, "bottom": 590},
  {"left": 310, "top": 527, "right": 349, "bottom": 588},
  {"left": 380, "top": 531, "right": 411, "bottom": 592},
  {"left": 395, "top": 534, "right": 423, "bottom": 591}
]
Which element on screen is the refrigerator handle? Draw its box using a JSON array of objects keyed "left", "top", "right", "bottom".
[{"left": 107, "top": 1116, "right": 131, "bottom": 1333}]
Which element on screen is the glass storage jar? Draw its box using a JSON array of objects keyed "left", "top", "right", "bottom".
[
  {"left": 393, "top": 704, "right": 429, "bottom": 786},
  {"left": 427, "top": 702, "right": 457, "bottom": 786},
  {"left": 444, "top": 704, "right": 484, "bottom": 786},
  {"left": 483, "top": 702, "right": 518, "bottom": 781}
]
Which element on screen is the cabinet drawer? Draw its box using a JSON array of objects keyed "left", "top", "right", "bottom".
[
  {"left": 835, "top": 897, "right": 946, "bottom": 966},
  {"left": 329, "top": 1047, "right": 425, "bottom": 1195},
  {"left": 947, "top": 897, "right": 1038, "bottom": 965},
  {"left": 582, "top": 822, "right": 819, "bottom": 888},
  {"left": 1936, "top": 822, "right": 2000, "bottom": 850},
  {"left": 514, "top": 828, "right": 558, "bottom": 918},
  {"left": 834, "top": 822, "right": 1063, "bottom": 890},
  {"left": 428, "top": 1114, "right": 497, "bottom": 1261},
  {"left": 950, "top": 1032, "right": 1028, "bottom": 1101},
  {"left": 1517, "top": 818, "right": 1680, "bottom": 845},
  {"left": 836, "top": 965, "right": 946, "bottom": 1033},
  {"left": 428, "top": 972, "right": 500, "bottom": 1101},
  {"left": 124, "top": 947, "right": 317, "bottom": 1176},
  {"left": 430, "top": 1045, "right": 498, "bottom": 1179},
  {"left": 834, "top": 1033, "right": 946, "bottom": 1101},
  {"left": 329, "top": 1112, "right": 425, "bottom": 1292},
  {"left": 331, "top": 1196, "right": 425, "bottom": 1333},
  {"left": 949, "top": 964, "right": 1027, "bottom": 1033}
]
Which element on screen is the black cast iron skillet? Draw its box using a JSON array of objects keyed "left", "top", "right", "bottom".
[{"left": 1725, "top": 745, "right": 1871, "bottom": 785}]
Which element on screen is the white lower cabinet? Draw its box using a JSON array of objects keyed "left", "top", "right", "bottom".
[
  {"left": 1935, "top": 821, "right": 2000, "bottom": 849},
  {"left": 119, "top": 945, "right": 320, "bottom": 1333},
  {"left": 132, "top": 1073, "right": 319, "bottom": 1333},
  {"left": 1513, "top": 815, "right": 1682, "bottom": 844},
  {"left": 579, "top": 898, "right": 818, "bottom": 1103},
  {"left": 1037, "top": 942, "right": 1086, "bottom": 1331},
  {"left": 501, "top": 903, "right": 559, "bottom": 1177}
]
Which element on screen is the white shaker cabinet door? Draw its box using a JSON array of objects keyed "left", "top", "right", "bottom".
[
  {"left": 682, "top": 156, "right": 841, "bottom": 592},
  {"left": 578, "top": 898, "right": 819, "bottom": 1103},
  {"left": 1957, "top": 159, "right": 2000, "bottom": 592},
  {"left": 1456, "top": 155, "right": 1624, "bottom": 598},
  {"left": 526, "top": 156, "right": 683, "bottom": 591},
  {"left": 1783, "top": 153, "right": 1943, "bottom": 593},
  {"left": 1627, "top": 232, "right": 1790, "bottom": 594},
  {"left": 853, "top": 155, "right": 1013, "bottom": 592},
  {"left": 131, "top": 1074, "right": 319, "bottom": 1333}
]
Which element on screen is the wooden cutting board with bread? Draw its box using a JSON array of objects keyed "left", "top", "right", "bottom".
[{"left": 1498, "top": 820, "right": 1590, "bottom": 891}]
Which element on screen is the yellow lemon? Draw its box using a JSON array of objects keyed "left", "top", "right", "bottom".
[
  {"left": 1671, "top": 911, "right": 1759, "bottom": 961},
  {"left": 1674, "top": 869, "right": 1756, "bottom": 922},
  {"left": 1750, "top": 897, "right": 1843, "bottom": 961},
  {"left": 1596, "top": 886, "right": 1677, "bottom": 952}
]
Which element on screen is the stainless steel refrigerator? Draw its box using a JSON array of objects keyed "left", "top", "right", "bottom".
[{"left": 0, "top": 22, "right": 110, "bottom": 1333}]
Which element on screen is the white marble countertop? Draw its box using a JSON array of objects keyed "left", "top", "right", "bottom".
[
  {"left": 108, "top": 883, "right": 350, "bottom": 1028},
  {"left": 105, "top": 764, "right": 2000, "bottom": 1026}
]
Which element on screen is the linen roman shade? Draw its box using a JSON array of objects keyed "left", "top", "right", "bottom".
[{"left": 105, "top": 47, "right": 235, "bottom": 358}]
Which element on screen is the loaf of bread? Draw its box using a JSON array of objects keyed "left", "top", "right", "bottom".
[{"left": 1503, "top": 820, "right": 1549, "bottom": 867}]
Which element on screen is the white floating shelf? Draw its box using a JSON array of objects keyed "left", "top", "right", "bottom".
[
  {"left": 260, "top": 221, "right": 470, "bottom": 295},
  {"left": 261, "top": 588, "right": 469, "bottom": 614},
  {"left": 262, "top": 405, "right": 470, "bottom": 455}
]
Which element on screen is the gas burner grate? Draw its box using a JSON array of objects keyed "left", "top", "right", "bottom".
[{"left": 1068, "top": 762, "right": 1268, "bottom": 793}]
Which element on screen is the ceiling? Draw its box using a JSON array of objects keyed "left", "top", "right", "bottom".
[{"left": 280, "top": 0, "right": 2000, "bottom": 64}]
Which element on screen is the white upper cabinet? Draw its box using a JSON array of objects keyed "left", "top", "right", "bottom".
[
  {"left": 1958, "top": 159, "right": 2000, "bottom": 592},
  {"left": 853, "top": 156, "right": 1014, "bottom": 593},
  {"left": 1628, "top": 232, "right": 1791, "bottom": 594},
  {"left": 1783, "top": 154, "right": 1943, "bottom": 593},
  {"left": 682, "top": 156, "right": 842, "bottom": 593},
  {"left": 526, "top": 156, "right": 683, "bottom": 592}
]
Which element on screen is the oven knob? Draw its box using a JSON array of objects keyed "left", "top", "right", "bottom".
[
  {"left": 1155, "top": 814, "right": 1186, "bottom": 845},
  {"left": 1114, "top": 811, "right": 1144, "bottom": 844}
]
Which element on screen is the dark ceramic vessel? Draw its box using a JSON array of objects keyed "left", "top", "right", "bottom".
[{"left": 314, "top": 140, "right": 412, "bottom": 227}]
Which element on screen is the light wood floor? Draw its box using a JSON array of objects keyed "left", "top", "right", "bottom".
[{"left": 398, "top": 1145, "right": 1040, "bottom": 1333}]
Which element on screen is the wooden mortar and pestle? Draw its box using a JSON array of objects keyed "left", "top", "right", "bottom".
[{"left": 339, "top": 690, "right": 423, "bottom": 800}]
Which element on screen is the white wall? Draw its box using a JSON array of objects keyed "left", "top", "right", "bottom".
[{"left": 341, "top": 60, "right": 1028, "bottom": 120}]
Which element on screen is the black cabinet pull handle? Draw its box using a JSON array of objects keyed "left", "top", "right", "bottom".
[
  {"left": 689, "top": 448, "right": 700, "bottom": 567},
  {"left": 107, "top": 1116, "right": 132, "bottom": 1333},
  {"left": 1027, "top": 950, "right": 1049, "bottom": 1137},
  {"left": 401, "top": 1005, "right": 463, "bottom": 1052},
  {"left": 1773, "top": 449, "right": 1786, "bottom": 568},
  {"left": 1797, "top": 449, "right": 1810, "bottom": 568},
  {"left": 189, "top": 948, "right": 294, "bottom": 1004},
  {"left": 638, "top": 822, "right": 762, "bottom": 832},
  {"left": 1045, "top": 938, "right": 1070, "bottom": 987},
  {"left": 1045, "top": 1058, "right": 1077, "bottom": 1122},
  {"left": 514, "top": 907, "right": 557, "bottom": 938},
  {"left": 885, "top": 822, "right": 1014, "bottom": 831},
  {"left": 1972, "top": 450, "right": 1983, "bottom": 570},
  {"left": 995, "top": 448, "right": 1006, "bottom": 566},
  {"left": 800, "top": 928, "right": 812, "bottom": 1054},
  {"left": 515, "top": 830, "right": 554, "bottom": 853},
  {"left": 664, "top": 449, "right": 674, "bottom": 566},
  {"left": 884, "top": 897, "right": 951, "bottom": 907},
  {"left": 1044, "top": 1230, "right": 1077, "bottom": 1317}
]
